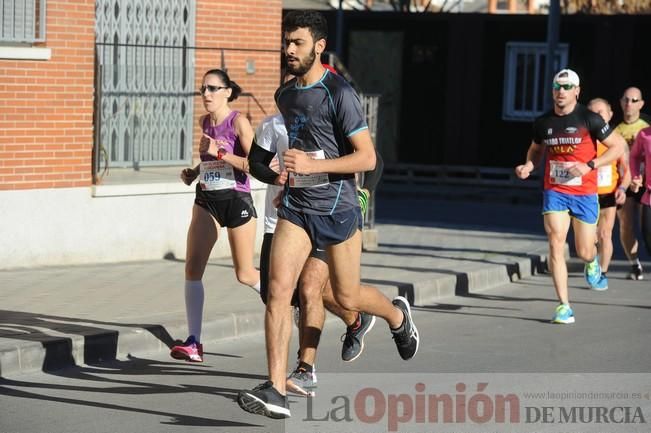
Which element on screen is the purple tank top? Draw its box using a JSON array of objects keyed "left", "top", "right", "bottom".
[{"left": 201, "top": 111, "right": 250, "bottom": 193}]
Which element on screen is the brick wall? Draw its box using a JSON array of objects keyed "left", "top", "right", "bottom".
[
  {"left": 192, "top": 0, "right": 282, "bottom": 161},
  {"left": 0, "top": 0, "right": 283, "bottom": 191},
  {"left": 0, "top": 0, "right": 96, "bottom": 191}
]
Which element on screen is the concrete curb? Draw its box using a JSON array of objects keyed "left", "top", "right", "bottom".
[
  {"left": 0, "top": 250, "right": 552, "bottom": 378},
  {"left": 0, "top": 311, "right": 268, "bottom": 378},
  {"left": 379, "top": 251, "right": 550, "bottom": 307}
]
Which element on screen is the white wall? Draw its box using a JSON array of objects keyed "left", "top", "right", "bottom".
[{"left": 0, "top": 181, "right": 267, "bottom": 270}]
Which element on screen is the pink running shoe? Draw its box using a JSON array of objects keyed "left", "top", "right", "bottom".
[{"left": 170, "top": 336, "right": 204, "bottom": 362}]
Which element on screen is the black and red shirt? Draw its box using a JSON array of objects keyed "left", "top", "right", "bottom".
[{"left": 532, "top": 104, "right": 612, "bottom": 195}]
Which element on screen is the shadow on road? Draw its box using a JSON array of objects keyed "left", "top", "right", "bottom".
[
  {"left": 0, "top": 310, "right": 178, "bottom": 373},
  {"left": 0, "top": 355, "right": 266, "bottom": 428}
]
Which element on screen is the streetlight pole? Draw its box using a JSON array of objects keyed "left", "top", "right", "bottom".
[
  {"left": 544, "top": 0, "right": 560, "bottom": 110},
  {"left": 336, "top": 0, "right": 344, "bottom": 57}
]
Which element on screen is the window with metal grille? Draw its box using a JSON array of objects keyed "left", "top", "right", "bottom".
[
  {"left": 0, "top": 0, "right": 46, "bottom": 43},
  {"left": 95, "top": 0, "right": 195, "bottom": 170},
  {"left": 503, "top": 42, "right": 568, "bottom": 121}
]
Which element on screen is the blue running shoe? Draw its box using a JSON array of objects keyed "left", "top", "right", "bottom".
[
  {"left": 584, "top": 256, "right": 601, "bottom": 287},
  {"left": 552, "top": 304, "right": 575, "bottom": 324},
  {"left": 590, "top": 274, "right": 608, "bottom": 291}
]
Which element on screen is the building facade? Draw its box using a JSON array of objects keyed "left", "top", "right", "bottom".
[{"left": 0, "top": 0, "right": 282, "bottom": 269}]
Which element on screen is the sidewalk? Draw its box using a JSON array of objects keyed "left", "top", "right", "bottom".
[{"left": 0, "top": 223, "right": 551, "bottom": 377}]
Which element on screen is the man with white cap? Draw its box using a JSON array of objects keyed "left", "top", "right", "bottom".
[{"left": 515, "top": 68, "right": 626, "bottom": 324}]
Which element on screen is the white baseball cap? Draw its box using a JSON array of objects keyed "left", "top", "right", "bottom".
[{"left": 553, "top": 68, "right": 580, "bottom": 87}]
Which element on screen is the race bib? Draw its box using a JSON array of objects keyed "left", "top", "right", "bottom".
[
  {"left": 288, "top": 150, "right": 329, "bottom": 188},
  {"left": 597, "top": 165, "right": 613, "bottom": 188},
  {"left": 199, "top": 160, "right": 236, "bottom": 191},
  {"left": 549, "top": 160, "right": 582, "bottom": 186}
]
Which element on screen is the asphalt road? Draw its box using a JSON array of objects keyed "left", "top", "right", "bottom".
[
  {"left": 375, "top": 193, "right": 651, "bottom": 261},
  {"left": 1, "top": 265, "right": 649, "bottom": 433},
  {"left": 1, "top": 196, "right": 649, "bottom": 433}
]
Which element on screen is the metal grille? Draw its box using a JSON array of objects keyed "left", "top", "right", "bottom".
[
  {"left": 0, "top": 0, "right": 46, "bottom": 43},
  {"left": 502, "top": 42, "right": 568, "bottom": 122},
  {"left": 361, "top": 94, "right": 379, "bottom": 145},
  {"left": 95, "top": 0, "right": 195, "bottom": 170},
  {"left": 360, "top": 93, "right": 380, "bottom": 229}
]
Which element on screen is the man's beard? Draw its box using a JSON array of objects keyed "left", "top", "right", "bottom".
[{"left": 286, "top": 46, "right": 317, "bottom": 76}]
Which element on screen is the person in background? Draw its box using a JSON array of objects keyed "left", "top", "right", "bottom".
[
  {"left": 629, "top": 125, "right": 651, "bottom": 258},
  {"left": 170, "top": 69, "right": 260, "bottom": 363},
  {"left": 587, "top": 98, "right": 630, "bottom": 290},
  {"left": 614, "top": 87, "right": 649, "bottom": 280}
]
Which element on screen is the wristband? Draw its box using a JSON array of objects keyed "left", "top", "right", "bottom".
[
  {"left": 618, "top": 186, "right": 627, "bottom": 192},
  {"left": 216, "top": 148, "right": 226, "bottom": 160}
]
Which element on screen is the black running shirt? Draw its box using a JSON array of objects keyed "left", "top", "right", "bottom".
[
  {"left": 275, "top": 69, "right": 369, "bottom": 215},
  {"left": 532, "top": 104, "right": 612, "bottom": 195}
]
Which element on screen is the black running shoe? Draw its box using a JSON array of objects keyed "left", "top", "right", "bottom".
[
  {"left": 286, "top": 366, "right": 317, "bottom": 397},
  {"left": 629, "top": 264, "right": 644, "bottom": 281},
  {"left": 341, "top": 312, "right": 376, "bottom": 362},
  {"left": 391, "top": 296, "right": 419, "bottom": 360},
  {"left": 237, "top": 381, "right": 290, "bottom": 419}
]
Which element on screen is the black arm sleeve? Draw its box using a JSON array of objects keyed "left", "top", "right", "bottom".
[
  {"left": 248, "top": 140, "right": 279, "bottom": 185},
  {"left": 585, "top": 108, "right": 613, "bottom": 142},
  {"left": 361, "top": 150, "right": 384, "bottom": 191}
]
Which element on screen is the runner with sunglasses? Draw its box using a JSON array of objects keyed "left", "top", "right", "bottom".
[
  {"left": 170, "top": 69, "right": 260, "bottom": 363},
  {"left": 515, "top": 68, "right": 625, "bottom": 324},
  {"left": 614, "top": 87, "right": 650, "bottom": 281}
]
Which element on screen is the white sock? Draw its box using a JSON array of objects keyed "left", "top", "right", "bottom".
[
  {"left": 632, "top": 258, "right": 641, "bottom": 267},
  {"left": 185, "top": 280, "right": 204, "bottom": 342},
  {"left": 249, "top": 281, "right": 261, "bottom": 294}
]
